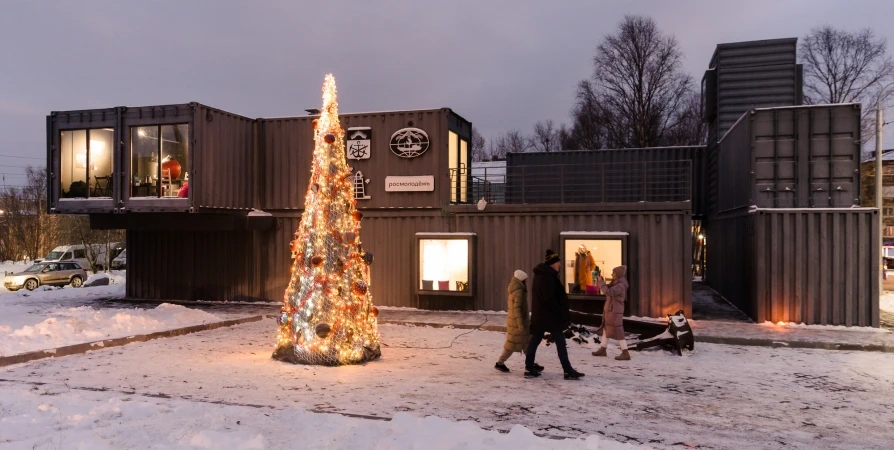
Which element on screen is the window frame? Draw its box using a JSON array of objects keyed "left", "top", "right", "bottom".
[
  {"left": 57, "top": 127, "right": 116, "bottom": 201},
  {"left": 129, "top": 123, "right": 190, "bottom": 200},
  {"left": 559, "top": 231, "right": 629, "bottom": 301},
  {"left": 414, "top": 232, "right": 476, "bottom": 297}
]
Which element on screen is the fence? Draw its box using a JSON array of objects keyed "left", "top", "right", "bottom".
[{"left": 453, "top": 160, "right": 692, "bottom": 205}]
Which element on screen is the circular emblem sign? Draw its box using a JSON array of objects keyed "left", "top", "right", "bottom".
[{"left": 389, "top": 127, "right": 430, "bottom": 158}]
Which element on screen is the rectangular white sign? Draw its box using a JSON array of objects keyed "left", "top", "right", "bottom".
[{"left": 385, "top": 176, "right": 435, "bottom": 192}]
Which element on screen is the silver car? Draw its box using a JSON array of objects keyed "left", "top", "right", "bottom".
[{"left": 4, "top": 261, "right": 88, "bottom": 291}]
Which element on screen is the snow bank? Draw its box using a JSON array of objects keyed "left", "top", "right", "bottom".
[
  {"left": 881, "top": 292, "right": 894, "bottom": 313},
  {"left": 0, "top": 303, "right": 220, "bottom": 357},
  {"left": 0, "top": 385, "right": 639, "bottom": 449},
  {"left": 758, "top": 320, "right": 890, "bottom": 333}
]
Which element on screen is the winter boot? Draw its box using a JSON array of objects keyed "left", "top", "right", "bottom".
[
  {"left": 524, "top": 369, "right": 542, "bottom": 378},
  {"left": 591, "top": 347, "right": 607, "bottom": 357},
  {"left": 532, "top": 363, "right": 544, "bottom": 373},
  {"left": 615, "top": 350, "right": 631, "bottom": 361},
  {"left": 494, "top": 362, "right": 510, "bottom": 373},
  {"left": 564, "top": 370, "right": 585, "bottom": 380}
]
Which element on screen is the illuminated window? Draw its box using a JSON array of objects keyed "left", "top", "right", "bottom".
[
  {"left": 131, "top": 124, "right": 189, "bottom": 198},
  {"left": 560, "top": 232, "right": 628, "bottom": 296},
  {"left": 459, "top": 138, "right": 469, "bottom": 202},
  {"left": 449, "top": 131, "right": 459, "bottom": 202},
  {"left": 416, "top": 233, "right": 475, "bottom": 294},
  {"left": 59, "top": 128, "right": 114, "bottom": 199}
]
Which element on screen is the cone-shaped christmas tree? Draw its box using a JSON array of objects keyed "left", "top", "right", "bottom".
[{"left": 272, "top": 74, "right": 381, "bottom": 365}]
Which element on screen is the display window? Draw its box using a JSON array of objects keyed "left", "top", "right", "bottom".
[
  {"left": 560, "top": 232, "right": 628, "bottom": 297},
  {"left": 130, "top": 124, "right": 190, "bottom": 199},
  {"left": 416, "top": 233, "right": 476, "bottom": 295},
  {"left": 59, "top": 128, "right": 114, "bottom": 199}
]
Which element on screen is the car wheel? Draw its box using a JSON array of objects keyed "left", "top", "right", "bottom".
[
  {"left": 70, "top": 276, "right": 84, "bottom": 288},
  {"left": 24, "top": 279, "right": 38, "bottom": 291}
]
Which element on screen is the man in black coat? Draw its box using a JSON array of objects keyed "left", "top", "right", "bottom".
[{"left": 525, "top": 249, "right": 585, "bottom": 380}]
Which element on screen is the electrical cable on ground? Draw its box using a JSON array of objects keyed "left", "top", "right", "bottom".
[{"left": 381, "top": 313, "right": 490, "bottom": 350}]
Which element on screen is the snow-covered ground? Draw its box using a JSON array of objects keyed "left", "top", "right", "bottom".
[
  {"left": 0, "top": 384, "right": 635, "bottom": 450},
  {"left": 881, "top": 292, "right": 894, "bottom": 313},
  {"left": 3, "top": 320, "right": 893, "bottom": 449},
  {"left": 0, "top": 271, "right": 225, "bottom": 357}
]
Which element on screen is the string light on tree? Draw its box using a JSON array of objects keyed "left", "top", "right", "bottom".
[{"left": 272, "top": 74, "right": 381, "bottom": 366}]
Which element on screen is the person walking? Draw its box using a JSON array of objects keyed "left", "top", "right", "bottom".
[
  {"left": 494, "top": 270, "right": 538, "bottom": 373},
  {"left": 525, "top": 249, "right": 585, "bottom": 380},
  {"left": 592, "top": 266, "right": 631, "bottom": 360}
]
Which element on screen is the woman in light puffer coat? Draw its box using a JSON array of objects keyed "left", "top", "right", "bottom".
[
  {"left": 494, "top": 270, "right": 534, "bottom": 373},
  {"left": 592, "top": 265, "right": 631, "bottom": 360}
]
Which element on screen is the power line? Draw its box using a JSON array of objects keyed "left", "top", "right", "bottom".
[{"left": 0, "top": 154, "right": 44, "bottom": 160}]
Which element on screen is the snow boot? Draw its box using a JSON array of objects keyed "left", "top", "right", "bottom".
[
  {"left": 494, "top": 362, "right": 510, "bottom": 373},
  {"left": 532, "top": 363, "right": 544, "bottom": 372},
  {"left": 524, "top": 369, "right": 542, "bottom": 378},
  {"left": 615, "top": 350, "right": 631, "bottom": 361},
  {"left": 564, "top": 370, "right": 585, "bottom": 380},
  {"left": 591, "top": 347, "right": 607, "bottom": 357}
]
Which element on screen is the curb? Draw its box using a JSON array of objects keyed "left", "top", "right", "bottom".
[
  {"left": 379, "top": 319, "right": 894, "bottom": 353},
  {"left": 0, "top": 315, "right": 269, "bottom": 368}
]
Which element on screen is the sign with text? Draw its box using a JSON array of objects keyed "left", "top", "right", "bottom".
[{"left": 385, "top": 176, "right": 435, "bottom": 192}]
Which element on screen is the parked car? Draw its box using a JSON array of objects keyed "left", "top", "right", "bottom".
[
  {"left": 4, "top": 261, "right": 87, "bottom": 291},
  {"left": 111, "top": 249, "right": 126, "bottom": 270}
]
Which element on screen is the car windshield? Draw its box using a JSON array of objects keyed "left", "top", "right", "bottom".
[
  {"left": 45, "top": 251, "right": 65, "bottom": 260},
  {"left": 116, "top": 250, "right": 126, "bottom": 259},
  {"left": 23, "top": 264, "right": 44, "bottom": 273}
]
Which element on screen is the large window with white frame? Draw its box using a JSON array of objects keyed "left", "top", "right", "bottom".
[
  {"left": 416, "top": 233, "right": 475, "bottom": 295},
  {"left": 560, "top": 232, "right": 628, "bottom": 297}
]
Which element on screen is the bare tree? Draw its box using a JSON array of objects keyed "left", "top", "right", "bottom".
[
  {"left": 0, "top": 166, "right": 61, "bottom": 261},
  {"left": 567, "top": 80, "right": 608, "bottom": 150},
  {"left": 488, "top": 130, "right": 530, "bottom": 161},
  {"left": 471, "top": 127, "right": 488, "bottom": 162},
  {"left": 800, "top": 25, "right": 894, "bottom": 148},
  {"left": 531, "top": 120, "right": 562, "bottom": 153},
  {"left": 663, "top": 93, "right": 707, "bottom": 146},
  {"left": 578, "top": 15, "right": 693, "bottom": 149}
]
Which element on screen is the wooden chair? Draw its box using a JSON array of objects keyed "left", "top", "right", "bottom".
[
  {"left": 92, "top": 176, "right": 111, "bottom": 197},
  {"left": 161, "top": 169, "right": 173, "bottom": 197}
]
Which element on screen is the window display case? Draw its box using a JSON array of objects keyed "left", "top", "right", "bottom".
[
  {"left": 59, "top": 128, "right": 114, "bottom": 199},
  {"left": 130, "top": 124, "right": 190, "bottom": 199},
  {"left": 415, "top": 233, "right": 476, "bottom": 296},
  {"left": 560, "top": 232, "right": 628, "bottom": 298}
]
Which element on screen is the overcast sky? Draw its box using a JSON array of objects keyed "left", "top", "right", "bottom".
[{"left": 1, "top": 0, "right": 893, "bottom": 183}]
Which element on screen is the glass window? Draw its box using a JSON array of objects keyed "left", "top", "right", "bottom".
[
  {"left": 563, "top": 237, "right": 624, "bottom": 296},
  {"left": 60, "top": 128, "right": 113, "bottom": 199},
  {"left": 459, "top": 138, "right": 469, "bottom": 202},
  {"left": 449, "top": 131, "right": 458, "bottom": 202},
  {"left": 419, "top": 238, "right": 470, "bottom": 292},
  {"left": 74, "top": 249, "right": 86, "bottom": 259},
  {"left": 62, "top": 252, "right": 72, "bottom": 260},
  {"left": 131, "top": 124, "right": 189, "bottom": 198}
]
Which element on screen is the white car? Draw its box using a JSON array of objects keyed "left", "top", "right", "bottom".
[{"left": 111, "top": 249, "right": 126, "bottom": 270}]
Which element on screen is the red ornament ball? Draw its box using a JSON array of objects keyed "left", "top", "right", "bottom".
[
  {"left": 343, "top": 231, "right": 357, "bottom": 243},
  {"left": 311, "top": 255, "right": 324, "bottom": 266},
  {"left": 324, "top": 134, "right": 336, "bottom": 144},
  {"left": 353, "top": 281, "right": 368, "bottom": 295},
  {"left": 312, "top": 119, "right": 319, "bottom": 129},
  {"left": 371, "top": 306, "right": 379, "bottom": 317},
  {"left": 162, "top": 159, "right": 182, "bottom": 180},
  {"left": 352, "top": 211, "right": 363, "bottom": 221},
  {"left": 311, "top": 183, "right": 320, "bottom": 193},
  {"left": 315, "top": 323, "right": 331, "bottom": 338}
]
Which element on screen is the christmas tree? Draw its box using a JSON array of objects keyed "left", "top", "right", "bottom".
[{"left": 272, "top": 74, "right": 381, "bottom": 366}]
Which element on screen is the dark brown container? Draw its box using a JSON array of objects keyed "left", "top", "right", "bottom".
[
  {"left": 259, "top": 108, "right": 471, "bottom": 211},
  {"left": 715, "top": 104, "right": 862, "bottom": 214},
  {"left": 706, "top": 208, "right": 879, "bottom": 326}
]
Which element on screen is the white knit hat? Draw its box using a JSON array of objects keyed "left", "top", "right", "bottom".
[{"left": 514, "top": 270, "right": 528, "bottom": 281}]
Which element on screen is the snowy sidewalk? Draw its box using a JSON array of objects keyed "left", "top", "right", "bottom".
[
  {"left": 378, "top": 308, "right": 894, "bottom": 352},
  {"left": 2, "top": 318, "right": 892, "bottom": 449}
]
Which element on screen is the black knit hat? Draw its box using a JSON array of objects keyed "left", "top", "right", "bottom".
[{"left": 544, "top": 249, "right": 560, "bottom": 265}]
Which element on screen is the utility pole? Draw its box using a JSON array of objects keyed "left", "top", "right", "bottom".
[{"left": 878, "top": 108, "right": 884, "bottom": 294}]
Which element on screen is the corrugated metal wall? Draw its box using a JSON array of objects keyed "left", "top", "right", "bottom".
[
  {"left": 706, "top": 38, "right": 802, "bottom": 142},
  {"left": 454, "top": 211, "right": 692, "bottom": 317},
  {"left": 259, "top": 110, "right": 452, "bottom": 211},
  {"left": 126, "top": 229, "right": 261, "bottom": 302},
  {"left": 716, "top": 104, "right": 862, "bottom": 213},
  {"left": 193, "top": 105, "right": 256, "bottom": 210},
  {"left": 506, "top": 147, "right": 705, "bottom": 216},
  {"left": 753, "top": 209, "right": 879, "bottom": 327},
  {"left": 706, "top": 209, "right": 879, "bottom": 326}
]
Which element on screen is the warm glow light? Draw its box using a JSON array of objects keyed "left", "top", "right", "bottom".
[
  {"left": 138, "top": 129, "right": 147, "bottom": 137},
  {"left": 698, "top": 234, "right": 705, "bottom": 240},
  {"left": 420, "top": 239, "right": 468, "bottom": 290}
]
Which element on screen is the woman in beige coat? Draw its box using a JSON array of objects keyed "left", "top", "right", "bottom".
[
  {"left": 495, "top": 270, "right": 538, "bottom": 373},
  {"left": 592, "top": 266, "right": 631, "bottom": 360}
]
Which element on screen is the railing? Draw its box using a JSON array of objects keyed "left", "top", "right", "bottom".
[{"left": 451, "top": 160, "right": 691, "bottom": 205}]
